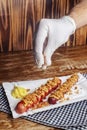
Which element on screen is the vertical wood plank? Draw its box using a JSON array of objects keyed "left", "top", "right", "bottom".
[{"left": 0, "top": 0, "right": 87, "bottom": 52}]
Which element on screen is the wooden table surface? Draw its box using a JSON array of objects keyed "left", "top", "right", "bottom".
[{"left": 0, "top": 45, "right": 87, "bottom": 130}]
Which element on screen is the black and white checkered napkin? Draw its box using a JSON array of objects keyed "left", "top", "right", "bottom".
[{"left": 0, "top": 73, "right": 87, "bottom": 130}]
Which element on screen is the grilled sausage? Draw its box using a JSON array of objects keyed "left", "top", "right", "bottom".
[
  {"left": 48, "top": 73, "right": 79, "bottom": 104},
  {"left": 15, "top": 77, "right": 61, "bottom": 114}
]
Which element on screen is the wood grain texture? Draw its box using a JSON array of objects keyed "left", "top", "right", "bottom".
[
  {"left": 0, "top": 112, "right": 60, "bottom": 130},
  {"left": 0, "top": 45, "right": 87, "bottom": 83},
  {"left": 0, "top": 0, "right": 87, "bottom": 52}
]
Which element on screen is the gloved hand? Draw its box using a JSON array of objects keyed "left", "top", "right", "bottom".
[{"left": 34, "top": 16, "right": 76, "bottom": 69}]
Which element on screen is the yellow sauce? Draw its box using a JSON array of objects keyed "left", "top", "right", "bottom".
[{"left": 11, "top": 85, "right": 29, "bottom": 99}]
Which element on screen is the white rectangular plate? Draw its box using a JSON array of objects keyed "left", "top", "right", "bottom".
[{"left": 2, "top": 73, "right": 87, "bottom": 118}]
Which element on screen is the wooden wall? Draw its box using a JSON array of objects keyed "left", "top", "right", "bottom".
[{"left": 0, "top": 0, "right": 87, "bottom": 52}]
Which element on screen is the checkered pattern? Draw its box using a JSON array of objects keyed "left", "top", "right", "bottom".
[{"left": 0, "top": 74, "right": 87, "bottom": 130}]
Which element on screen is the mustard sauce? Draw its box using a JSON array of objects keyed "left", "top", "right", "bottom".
[{"left": 11, "top": 85, "right": 29, "bottom": 99}]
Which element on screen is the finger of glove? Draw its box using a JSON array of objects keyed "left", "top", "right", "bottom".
[
  {"left": 43, "top": 34, "right": 70, "bottom": 67},
  {"left": 34, "top": 21, "right": 48, "bottom": 67},
  {"left": 35, "top": 53, "right": 44, "bottom": 68},
  {"left": 44, "top": 38, "right": 55, "bottom": 66}
]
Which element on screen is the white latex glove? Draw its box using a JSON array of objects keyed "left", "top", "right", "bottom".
[{"left": 34, "top": 16, "right": 76, "bottom": 69}]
